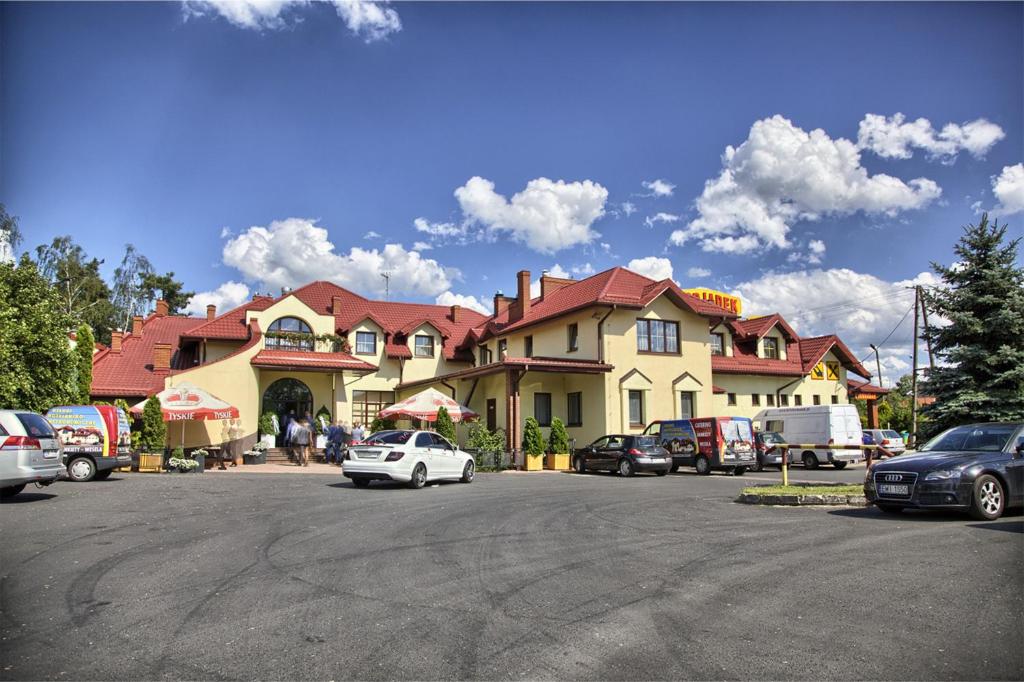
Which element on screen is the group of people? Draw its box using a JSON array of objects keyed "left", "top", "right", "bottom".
[
  {"left": 281, "top": 411, "right": 367, "bottom": 466},
  {"left": 218, "top": 418, "right": 244, "bottom": 470}
]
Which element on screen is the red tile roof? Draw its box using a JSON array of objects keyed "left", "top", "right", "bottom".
[
  {"left": 250, "top": 350, "right": 377, "bottom": 373},
  {"left": 398, "top": 356, "right": 614, "bottom": 391},
  {"left": 729, "top": 314, "right": 798, "bottom": 341},
  {"left": 384, "top": 341, "right": 412, "bottom": 360},
  {"left": 183, "top": 296, "right": 276, "bottom": 340},
  {"left": 712, "top": 324, "right": 871, "bottom": 379},
  {"left": 92, "top": 314, "right": 206, "bottom": 396},
  {"left": 712, "top": 354, "right": 805, "bottom": 377},
  {"left": 848, "top": 380, "right": 889, "bottom": 396}
]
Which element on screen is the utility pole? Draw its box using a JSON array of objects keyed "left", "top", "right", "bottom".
[
  {"left": 910, "top": 286, "right": 920, "bottom": 448},
  {"left": 869, "top": 343, "right": 883, "bottom": 388},
  {"left": 381, "top": 271, "right": 391, "bottom": 301},
  {"left": 919, "top": 285, "right": 935, "bottom": 371}
]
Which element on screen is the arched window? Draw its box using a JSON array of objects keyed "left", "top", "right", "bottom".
[{"left": 267, "top": 316, "right": 314, "bottom": 351}]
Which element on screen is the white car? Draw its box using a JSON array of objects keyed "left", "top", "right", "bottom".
[
  {"left": 342, "top": 430, "right": 476, "bottom": 489},
  {"left": 0, "top": 409, "right": 66, "bottom": 498},
  {"left": 863, "top": 429, "right": 907, "bottom": 455}
]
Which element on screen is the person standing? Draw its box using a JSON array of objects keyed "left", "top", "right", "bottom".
[
  {"left": 325, "top": 420, "right": 343, "bottom": 465},
  {"left": 352, "top": 422, "right": 365, "bottom": 443},
  {"left": 285, "top": 414, "right": 298, "bottom": 463},
  {"left": 219, "top": 419, "right": 231, "bottom": 470},
  {"left": 294, "top": 418, "right": 311, "bottom": 466},
  {"left": 230, "top": 418, "right": 243, "bottom": 467}
]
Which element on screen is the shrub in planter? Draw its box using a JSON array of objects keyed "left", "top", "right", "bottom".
[
  {"left": 545, "top": 417, "right": 571, "bottom": 470},
  {"left": 523, "top": 417, "right": 544, "bottom": 471},
  {"left": 435, "top": 406, "right": 457, "bottom": 445},
  {"left": 140, "top": 395, "right": 166, "bottom": 453},
  {"left": 369, "top": 416, "right": 396, "bottom": 435}
]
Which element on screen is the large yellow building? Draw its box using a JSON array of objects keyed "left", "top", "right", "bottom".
[{"left": 90, "top": 267, "right": 872, "bottom": 452}]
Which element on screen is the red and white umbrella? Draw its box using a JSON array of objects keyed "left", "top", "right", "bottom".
[
  {"left": 130, "top": 383, "right": 239, "bottom": 421},
  {"left": 379, "top": 387, "right": 478, "bottom": 423}
]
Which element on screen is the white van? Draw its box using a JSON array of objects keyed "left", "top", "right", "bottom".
[{"left": 753, "top": 405, "right": 863, "bottom": 469}]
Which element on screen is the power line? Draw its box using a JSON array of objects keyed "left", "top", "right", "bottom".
[{"left": 857, "top": 300, "right": 916, "bottom": 364}]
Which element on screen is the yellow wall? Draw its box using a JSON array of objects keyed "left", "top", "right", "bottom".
[{"left": 712, "top": 350, "right": 850, "bottom": 419}]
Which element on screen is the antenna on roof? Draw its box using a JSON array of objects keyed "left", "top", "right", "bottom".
[{"left": 381, "top": 271, "right": 391, "bottom": 301}]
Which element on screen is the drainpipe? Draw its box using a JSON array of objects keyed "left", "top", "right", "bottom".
[
  {"left": 596, "top": 305, "right": 615, "bottom": 364},
  {"left": 441, "top": 381, "right": 456, "bottom": 399},
  {"left": 774, "top": 376, "right": 802, "bottom": 409}
]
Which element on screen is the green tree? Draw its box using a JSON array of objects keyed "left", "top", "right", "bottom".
[
  {"left": 523, "top": 416, "right": 544, "bottom": 456},
  {"left": 0, "top": 256, "right": 77, "bottom": 411},
  {"left": 547, "top": 417, "right": 569, "bottom": 453},
  {"left": 1, "top": 204, "right": 22, "bottom": 258},
  {"left": 140, "top": 395, "right": 166, "bottom": 452},
  {"left": 33, "top": 236, "right": 119, "bottom": 344},
  {"left": 74, "top": 323, "right": 95, "bottom": 403},
  {"left": 435, "top": 406, "right": 457, "bottom": 444},
  {"left": 111, "top": 244, "right": 153, "bottom": 332},
  {"left": 921, "top": 214, "right": 1024, "bottom": 435},
  {"left": 139, "top": 271, "right": 194, "bottom": 316}
]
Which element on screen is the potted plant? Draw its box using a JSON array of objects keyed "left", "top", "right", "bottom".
[
  {"left": 259, "top": 411, "right": 278, "bottom": 450},
  {"left": 191, "top": 448, "right": 208, "bottom": 472},
  {"left": 435, "top": 406, "right": 457, "bottom": 445},
  {"left": 139, "top": 395, "right": 166, "bottom": 473},
  {"left": 522, "top": 417, "right": 545, "bottom": 471},
  {"left": 167, "top": 446, "right": 200, "bottom": 473},
  {"left": 244, "top": 441, "right": 268, "bottom": 465},
  {"left": 545, "top": 417, "right": 571, "bottom": 471}
]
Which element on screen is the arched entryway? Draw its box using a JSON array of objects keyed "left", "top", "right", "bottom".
[{"left": 263, "top": 378, "right": 313, "bottom": 446}]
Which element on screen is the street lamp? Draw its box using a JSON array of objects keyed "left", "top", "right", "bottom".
[{"left": 869, "top": 344, "right": 883, "bottom": 388}]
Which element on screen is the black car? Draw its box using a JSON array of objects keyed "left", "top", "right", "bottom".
[
  {"left": 754, "top": 431, "right": 786, "bottom": 471},
  {"left": 572, "top": 435, "right": 671, "bottom": 477},
  {"left": 864, "top": 422, "right": 1024, "bottom": 520}
]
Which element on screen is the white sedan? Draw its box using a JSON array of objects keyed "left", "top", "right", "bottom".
[{"left": 342, "top": 430, "right": 476, "bottom": 489}]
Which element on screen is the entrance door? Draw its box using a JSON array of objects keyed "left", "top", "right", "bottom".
[
  {"left": 262, "top": 378, "right": 314, "bottom": 446},
  {"left": 680, "top": 392, "right": 695, "bottom": 419},
  {"left": 486, "top": 399, "right": 497, "bottom": 431}
]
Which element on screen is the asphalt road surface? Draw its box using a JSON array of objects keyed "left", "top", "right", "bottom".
[{"left": 2, "top": 467, "right": 1021, "bottom": 681}]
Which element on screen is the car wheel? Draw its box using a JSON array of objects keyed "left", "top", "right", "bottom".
[
  {"left": 833, "top": 461, "right": 848, "bottom": 470},
  {"left": 669, "top": 463, "right": 679, "bottom": 473},
  {"left": 618, "top": 458, "right": 635, "bottom": 477},
  {"left": 352, "top": 478, "right": 370, "bottom": 488},
  {"left": 93, "top": 470, "right": 112, "bottom": 481},
  {"left": 695, "top": 455, "right": 711, "bottom": 476},
  {"left": 67, "top": 457, "right": 96, "bottom": 482},
  {"left": 0, "top": 484, "right": 27, "bottom": 499},
  {"left": 572, "top": 456, "right": 586, "bottom": 474},
  {"left": 409, "top": 463, "right": 427, "bottom": 489},
  {"left": 656, "top": 469, "right": 668, "bottom": 476},
  {"left": 801, "top": 451, "right": 819, "bottom": 470},
  {"left": 734, "top": 467, "right": 746, "bottom": 476},
  {"left": 970, "top": 474, "right": 1004, "bottom": 520},
  {"left": 460, "top": 460, "right": 475, "bottom": 483},
  {"left": 876, "top": 503, "right": 903, "bottom": 514}
]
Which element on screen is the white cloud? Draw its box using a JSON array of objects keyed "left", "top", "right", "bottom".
[
  {"left": 546, "top": 264, "right": 571, "bottom": 279},
  {"left": 641, "top": 179, "right": 675, "bottom": 197},
  {"left": 454, "top": 176, "right": 607, "bottom": 254},
  {"left": 413, "top": 217, "right": 466, "bottom": 239},
  {"left": 621, "top": 201, "right": 637, "bottom": 216},
  {"left": 807, "top": 239, "right": 826, "bottom": 265},
  {"left": 733, "top": 268, "right": 942, "bottom": 385},
  {"left": 857, "top": 113, "right": 1005, "bottom": 163},
  {"left": 185, "top": 281, "right": 251, "bottom": 316},
  {"left": 675, "top": 115, "right": 942, "bottom": 254},
  {"left": 686, "top": 267, "right": 711, "bottom": 278},
  {"left": 219, "top": 226, "right": 233, "bottom": 239},
  {"left": 643, "top": 212, "right": 681, "bottom": 229},
  {"left": 183, "top": 0, "right": 401, "bottom": 41},
  {"left": 571, "top": 263, "right": 596, "bottom": 276},
  {"left": 627, "top": 256, "right": 673, "bottom": 281},
  {"left": 434, "top": 291, "right": 489, "bottom": 316},
  {"left": 992, "top": 163, "right": 1024, "bottom": 215},
  {"left": 222, "top": 217, "right": 456, "bottom": 297},
  {"left": 363, "top": 230, "right": 382, "bottom": 240},
  {"left": 411, "top": 241, "right": 433, "bottom": 251}
]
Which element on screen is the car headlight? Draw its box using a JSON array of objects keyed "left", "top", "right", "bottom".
[{"left": 924, "top": 469, "right": 961, "bottom": 481}]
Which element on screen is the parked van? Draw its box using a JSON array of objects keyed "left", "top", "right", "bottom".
[
  {"left": 45, "top": 405, "right": 132, "bottom": 482},
  {"left": 753, "top": 405, "right": 863, "bottom": 469},
  {"left": 644, "top": 417, "right": 757, "bottom": 475}
]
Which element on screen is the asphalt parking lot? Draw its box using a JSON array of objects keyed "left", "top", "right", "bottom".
[{"left": 2, "top": 467, "right": 1021, "bottom": 681}]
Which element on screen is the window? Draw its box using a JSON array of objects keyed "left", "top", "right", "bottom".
[
  {"left": 479, "top": 345, "right": 492, "bottom": 365},
  {"left": 567, "top": 323, "right": 579, "bottom": 352},
  {"left": 567, "top": 392, "right": 582, "bottom": 427},
  {"left": 763, "top": 337, "right": 779, "bottom": 360},
  {"left": 534, "top": 392, "right": 552, "bottom": 427},
  {"left": 628, "top": 390, "right": 644, "bottom": 426},
  {"left": 524, "top": 335, "right": 533, "bottom": 358},
  {"left": 431, "top": 433, "right": 453, "bottom": 449},
  {"left": 765, "top": 420, "right": 784, "bottom": 433},
  {"left": 267, "top": 317, "right": 314, "bottom": 351},
  {"left": 355, "top": 331, "right": 377, "bottom": 355},
  {"left": 414, "top": 335, "right": 434, "bottom": 357},
  {"left": 351, "top": 390, "right": 394, "bottom": 426},
  {"left": 710, "top": 333, "right": 725, "bottom": 356},
  {"left": 679, "top": 392, "right": 695, "bottom": 419},
  {"left": 795, "top": 395, "right": 803, "bottom": 406},
  {"left": 813, "top": 395, "right": 821, "bottom": 405},
  {"left": 766, "top": 394, "right": 776, "bottom": 407},
  {"left": 727, "top": 392, "right": 737, "bottom": 406},
  {"left": 415, "top": 433, "right": 434, "bottom": 448},
  {"left": 751, "top": 394, "right": 761, "bottom": 406},
  {"left": 637, "top": 319, "right": 680, "bottom": 354},
  {"left": 831, "top": 395, "right": 839, "bottom": 404},
  {"left": 497, "top": 339, "right": 507, "bottom": 359},
  {"left": 780, "top": 394, "right": 789, "bottom": 406}
]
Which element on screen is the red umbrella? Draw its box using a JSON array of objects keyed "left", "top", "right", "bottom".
[
  {"left": 379, "top": 387, "right": 478, "bottom": 423},
  {"left": 131, "top": 383, "right": 240, "bottom": 446}
]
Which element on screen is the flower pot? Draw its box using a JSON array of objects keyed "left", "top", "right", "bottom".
[
  {"left": 260, "top": 434, "right": 275, "bottom": 450},
  {"left": 316, "top": 435, "right": 327, "bottom": 450},
  {"left": 244, "top": 451, "right": 267, "bottom": 465},
  {"left": 544, "top": 453, "right": 570, "bottom": 471},
  {"left": 523, "top": 453, "right": 544, "bottom": 471},
  {"left": 193, "top": 454, "right": 205, "bottom": 473}
]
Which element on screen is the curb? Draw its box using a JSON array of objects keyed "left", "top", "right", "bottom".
[{"left": 735, "top": 492, "right": 868, "bottom": 507}]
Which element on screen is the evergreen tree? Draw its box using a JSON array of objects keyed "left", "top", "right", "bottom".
[
  {"left": 523, "top": 417, "right": 544, "bottom": 456},
  {"left": 139, "top": 271, "right": 194, "bottom": 316},
  {"left": 434, "top": 406, "right": 457, "bottom": 444},
  {"left": 547, "top": 417, "right": 570, "bottom": 453},
  {"left": 74, "top": 323, "right": 95, "bottom": 403},
  {"left": 0, "top": 256, "right": 77, "bottom": 411},
  {"left": 140, "top": 395, "right": 167, "bottom": 452},
  {"left": 921, "top": 214, "right": 1024, "bottom": 435}
]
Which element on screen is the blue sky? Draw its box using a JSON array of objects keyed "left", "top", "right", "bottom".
[{"left": 3, "top": 1, "right": 1022, "bottom": 381}]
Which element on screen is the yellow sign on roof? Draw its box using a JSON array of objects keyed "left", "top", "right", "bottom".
[{"left": 683, "top": 288, "right": 742, "bottom": 315}]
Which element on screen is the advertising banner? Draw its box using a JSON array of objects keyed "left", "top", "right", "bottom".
[{"left": 46, "top": 406, "right": 109, "bottom": 455}]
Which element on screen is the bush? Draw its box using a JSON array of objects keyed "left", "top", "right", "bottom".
[
  {"left": 74, "top": 323, "right": 94, "bottom": 404},
  {"left": 171, "top": 446, "right": 184, "bottom": 459},
  {"left": 314, "top": 405, "right": 332, "bottom": 434},
  {"left": 369, "top": 416, "right": 396, "bottom": 434},
  {"left": 435, "top": 406, "right": 457, "bottom": 444},
  {"left": 547, "top": 417, "right": 569, "bottom": 454},
  {"left": 523, "top": 417, "right": 544, "bottom": 456},
  {"left": 140, "top": 395, "right": 166, "bottom": 452},
  {"left": 259, "top": 411, "right": 277, "bottom": 436}
]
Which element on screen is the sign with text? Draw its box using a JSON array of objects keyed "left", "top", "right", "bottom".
[{"left": 683, "top": 288, "right": 742, "bottom": 315}]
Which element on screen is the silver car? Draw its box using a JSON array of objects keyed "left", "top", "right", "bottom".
[
  {"left": 0, "top": 410, "right": 66, "bottom": 498},
  {"left": 864, "top": 428, "right": 907, "bottom": 456}
]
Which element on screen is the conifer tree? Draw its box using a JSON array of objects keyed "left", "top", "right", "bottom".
[
  {"left": 523, "top": 417, "right": 544, "bottom": 456},
  {"left": 74, "top": 323, "right": 94, "bottom": 404},
  {"left": 547, "top": 417, "right": 570, "bottom": 453},
  {"left": 434, "top": 406, "right": 457, "bottom": 444},
  {"left": 140, "top": 395, "right": 167, "bottom": 452}
]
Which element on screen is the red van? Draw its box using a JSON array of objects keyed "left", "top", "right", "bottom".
[
  {"left": 643, "top": 416, "right": 757, "bottom": 475},
  {"left": 45, "top": 405, "right": 132, "bottom": 482}
]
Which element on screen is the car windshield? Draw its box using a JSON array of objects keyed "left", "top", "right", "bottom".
[
  {"left": 364, "top": 430, "right": 412, "bottom": 445},
  {"left": 633, "top": 436, "right": 658, "bottom": 448},
  {"left": 722, "top": 420, "right": 753, "bottom": 442},
  {"left": 918, "top": 424, "right": 1017, "bottom": 452},
  {"left": 883, "top": 430, "right": 901, "bottom": 439},
  {"left": 18, "top": 413, "right": 55, "bottom": 438},
  {"left": 761, "top": 432, "right": 784, "bottom": 444}
]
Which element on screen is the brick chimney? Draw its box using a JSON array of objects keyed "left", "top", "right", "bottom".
[
  {"left": 493, "top": 291, "right": 514, "bottom": 317},
  {"left": 509, "top": 270, "right": 531, "bottom": 322},
  {"left": 540, "top": 273, "right": 574, "bottom": 299},
  {"left": 110, "top": 331, "right": 123, "bottom": 354},
  {"left": 155, "top": 299, "right": 169, "bottom": 317},
  {"left": 449, "top": 305, "right": 461, "bottom": 323},
  {"left": 153, "top": 343, "right": 172, "bottom": 372},
  {"left": 332, "top": 295, "right": 344, "bottom": 314},
  {"left": 206, "top": 304, "right": 216, "bottom": 321},
  {"left": 131, "top": 315, "right": 143, "bottom": 336}
]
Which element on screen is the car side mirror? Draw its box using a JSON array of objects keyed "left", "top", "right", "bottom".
[{"left": 1015, "top": 443, "right": 1024, "bottom": 459}]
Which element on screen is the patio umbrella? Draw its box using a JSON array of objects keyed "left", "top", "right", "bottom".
[
  {"left": 131, "top": 382, "right": 240, "bottom": 446},
  {"left": 378, "top": 387, "right": 478, "bottom": 423}
]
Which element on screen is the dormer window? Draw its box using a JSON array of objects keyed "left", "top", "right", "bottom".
[
  {"left": 763, "top": 337, "right": 779, "bottom": 360},
  {"left": 355, "top": 331, "right": 377, "bottom": 355},
  {"left": 710, "top": 333, "right": 725, "bottom": 356},
  {"left": 498, "top": 339, "right": 508, "bottom": 359},
  {"left": 414, "top": 335, "right": 434, "bottom": 358},
  {"left": 267, "top": 317, "right": 313, "bottom": 351}
]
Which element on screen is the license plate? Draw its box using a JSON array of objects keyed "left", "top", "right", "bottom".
[
  {"left": 879, "top": 484, "right": 909, "bottom": 496},
  {"left": 43, "top": 450, "right": 59, "bottom": 459}
]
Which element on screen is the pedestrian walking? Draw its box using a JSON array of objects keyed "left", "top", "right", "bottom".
[
  {"left": 230, "top": 418, "right": 243, "bottom": 467},
  {"left": 294, "top": 418, "right": 312, "bottom": 466},
  {"left": 326, "top": 419, "right": 344, "bottom": 465},
  {"left": 285, "top": 413, "right": 298, "bottom": 463},
  {"left": 219, "top": 419, "right": 231, "bottom": 470}
]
